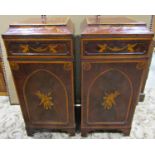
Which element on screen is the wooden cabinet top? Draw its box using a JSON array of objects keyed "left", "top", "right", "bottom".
[
  {"left": 2, "top": 17, "right": 74, "bottom": 37},
  {"left": 81, "top": 17, "right": 154, "bottom": 37}
]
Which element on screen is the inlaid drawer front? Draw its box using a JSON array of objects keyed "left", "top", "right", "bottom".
[
  {"left": 5, "top": 39, "right": 72, "bottom": 56},
  {"left": 82, "top": 39, "right": 150, "bottom": 56}
]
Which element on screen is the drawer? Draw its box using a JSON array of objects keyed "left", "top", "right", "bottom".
[
  {"left": 5, "top": 39, "right": 73, "bottom": 57},
  {"left": 82, "top": 39, "right": 151, "bottom": 57}
]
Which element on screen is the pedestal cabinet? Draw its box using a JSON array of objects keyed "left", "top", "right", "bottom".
[
  {"left": 2, "top": 17, "right": 75, "bottom": 136},
  {"left": 0, "top": 45, "right": 7, "bottom": 96},
  {"left": 80, "top": 17, "right": 154, "bottom": 136}
]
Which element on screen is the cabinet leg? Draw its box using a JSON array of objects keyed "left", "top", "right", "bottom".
[
  {"left": 68, "top": 129, "right": 75, "bottom": 136},
  {"left": 26, "top": 127, "right": 34, "bottom": 137},
  {"left": 139, "top": 93, "right": 145, "bottom": 102},
  {"left": 81, "top": 129, "right": 88, "bottom": 137},
  {"left": 121, "top": 128, "right": 131, "bottom": 136}
]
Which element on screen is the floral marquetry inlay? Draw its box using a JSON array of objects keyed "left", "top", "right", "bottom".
[
  {"left": 102, "top": 90, "right": 120, "bottom": 110},
  {"left": 20, "top": 44, "right": 58, "bottom": 53},
  {"left": 64, "top": 63, "right": 72, "bottom": 71},
  {"left": 98, "top": 43, "right": 137, "bottom": 53},
  {"left": 10, "top": 62, "right": 19, "bottom": 71},
  {"left": 136, "top": 62, "right": 146, "bottom": 70},
  {"left": 35, "top": 90, "right": 54, "bottom": 110},
  {"left": 83, "top": 62, "right": 91, "bottom": 71}
]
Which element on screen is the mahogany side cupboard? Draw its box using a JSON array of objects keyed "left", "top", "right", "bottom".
[
  {"left": 2, "top": 17, "right": 154, "bottom": 137},
  {"left": 2, "top": 17, "right": 75, "bottom": 136},
  {"left": 80, "top": 17, "right": 154, "bottom": 136}
]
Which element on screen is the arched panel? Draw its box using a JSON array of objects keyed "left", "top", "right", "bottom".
[
  {"left": 23, "top": 69, "right": 68, "bottom": 124},
  {"left": 87, "top": 68, "right": 133, "bottom": 124}
]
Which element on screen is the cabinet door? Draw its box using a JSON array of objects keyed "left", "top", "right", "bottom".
[
  {"left": 10, "top": 61, "right": 74, "bottom": 128},
  {"left": 81, "top": 61, "right": 145, "bottom": 126}
]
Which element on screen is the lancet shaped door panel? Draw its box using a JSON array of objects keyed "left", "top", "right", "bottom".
[
  {"left": 24, "top": 69, "right": 68, "bottom": 124},
  {"left": 88, "top": 68, "right": 132, "bottom": 123},
  {"left": 81, "top": 61, "right": 145, "bottom": 126},
  {"left": 10, "top": 62, "right": 74, "bottom": 126}
]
